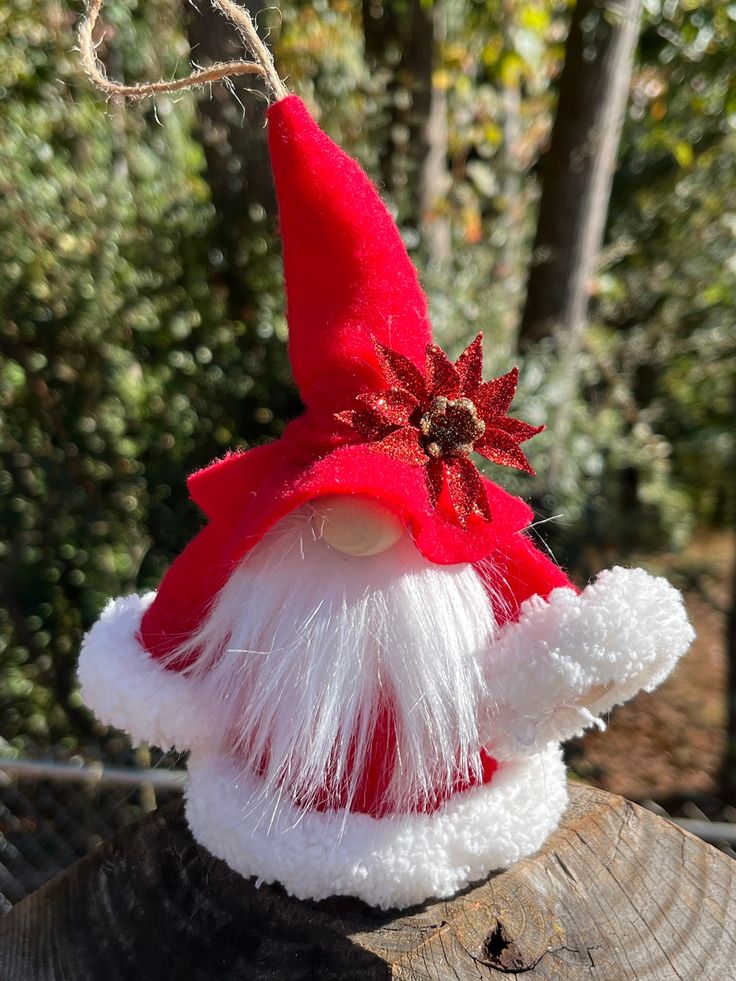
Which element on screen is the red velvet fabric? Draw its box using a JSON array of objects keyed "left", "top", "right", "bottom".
[
  {"left": 137, "top": 95, "right": 577, "bottom": 815},
  {"left": 475, "top": 532, "right": 580, "bottom": 628},
  {"left": 304, "top": 699, "right": 500, "bottom": 817},
  {"left": 268, "top": 95, "right": 432, "bottom": 412}
]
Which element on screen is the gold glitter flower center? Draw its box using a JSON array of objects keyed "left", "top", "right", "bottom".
[{"left": 419, "top": 396, "right": 486, "bottom": 459}]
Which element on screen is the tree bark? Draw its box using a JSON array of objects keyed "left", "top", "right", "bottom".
[
  {"left": 184, "top": 0, "right": 277, "bottom": 314},
  {"left": 363, "top": 0, "right": 450, "bottom": 263},
  {"left": 2, "top": 783, "right": 735, "bottom": 979},
  {"left": 420, "top": 38, "right": 451, "bottom": 267},
  {"left": 724, "top": 535, "right": 736, "bottom": 804},
  {"left": 494, "top": 0, "right": 527, "bottom": 329},
  {"left": 518, "top": 0, "right": 642, "bottom": 350}
]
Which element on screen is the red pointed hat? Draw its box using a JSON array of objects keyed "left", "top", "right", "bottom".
[{"left": 140, "top": 95, "right": 546, "bottom": 662}]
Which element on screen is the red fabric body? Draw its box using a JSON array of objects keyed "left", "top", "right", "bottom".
[
  {"left": 302, "top": 700, "right": 500, "bottom": 817},
  {"left": 137, "top": 94, "right": 577, "bottom": 817}
]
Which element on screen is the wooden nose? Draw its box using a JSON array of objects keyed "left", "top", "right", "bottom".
[{"left": 310, "top": 497, "right": 405, "bottom": 556}]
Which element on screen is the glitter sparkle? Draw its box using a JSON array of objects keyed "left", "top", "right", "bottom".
[{"left": 336, "top": 334, "right": 543, "bottom": 525}]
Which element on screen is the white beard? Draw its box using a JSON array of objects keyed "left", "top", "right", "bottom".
[{"left": 167, "top": 507, "right": 499, "bottom": 816}]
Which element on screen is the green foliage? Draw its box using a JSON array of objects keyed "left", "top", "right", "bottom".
[
  {"left": 602, "top": 0, "right": 736, "bottom": 530},
  {"left": 0, "top": 0, "right": 294, "bottom": 757},
  {"left": 429, "top": 0, "right": 736, "bottom": 567},
  {"left": 1, "top": 0, "right": 733, "bottom": 756},
  {"left": 541, "top": 0, "right": 736, "bottom": 559}
]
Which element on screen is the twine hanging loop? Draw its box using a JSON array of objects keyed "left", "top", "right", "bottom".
[{"left": 79, "top": 0, "right": 288, "bottom": 103}]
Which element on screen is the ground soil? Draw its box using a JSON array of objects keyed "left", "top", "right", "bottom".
[{"left": 566, "top": 530, "right": 734, "bottom": 812}]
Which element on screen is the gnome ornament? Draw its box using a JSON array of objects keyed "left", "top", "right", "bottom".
[{"left": 78, "top": 81, "right": 694, "bottom": 908}]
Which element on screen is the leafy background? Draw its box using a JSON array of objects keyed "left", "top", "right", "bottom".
[{"left": 0, "top": 0, "right": 734, "bottom": 804}]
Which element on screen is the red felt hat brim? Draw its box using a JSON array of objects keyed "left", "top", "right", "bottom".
[
  {"left": 140, "top": 437, "right": 533, "bottom": 664},
  {"left": 188, "top": 438, "right": 533, "bottom": 566}
]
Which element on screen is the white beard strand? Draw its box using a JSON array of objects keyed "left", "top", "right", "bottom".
[{"left": 166, "top": 507, "right": 499, "bottom": 817}]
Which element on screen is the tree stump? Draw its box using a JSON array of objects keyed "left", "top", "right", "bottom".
[{"left": 1, "top": 782, "right": 734, "bottom": 980}]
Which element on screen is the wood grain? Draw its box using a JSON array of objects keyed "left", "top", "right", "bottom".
[{"left": 1, "top": 782, "right": 734, "bottom": 980}]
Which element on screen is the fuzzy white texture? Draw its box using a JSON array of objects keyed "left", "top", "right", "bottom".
[
  {"left": 166, "top": 510, "right": 499, "bottom": 814},
  {"left": 78, "top": 592, "right": 208, "bottom": 753},
  {"left": 185, "top": 743, "right": 568, "bottom": 909},
  {"left": 78, "top": 562, "right": 694, "bottom": 769},
  {"left": 77, "top": 510, "right": 694, "bottom": 907},
  {"left": 481, "top": 566, "right": 695, "bottom": 759}
]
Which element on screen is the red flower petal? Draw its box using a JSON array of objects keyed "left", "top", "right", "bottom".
[
  {"left": 356, "top": 389, "right": 419, "bottom": 427},
  {"left": 374, "top": 339, "right": 427, "bottom": 401},
  {"left": 341, "top": 336, "right": 540, "bottom": 528},
  {"left": 476, "top": 429, "right": 536, "bottom": 475},
  {"left": 335, "top": 409, "right": 356, "bottom": 429},
  {"left": 426, "top": 458, "right": 445, "bottom": 506},
  {"left": 494, "top": 417, "right": 544, "bottom": 443},
  {"left": 455, "top": 333, "right": 484, "bottom": 394},
  {"left": 473, "top": 367, "right": 519, "bottom": 420},
  {"left": 444, "top": 456, "right": 492, "bottom": 526},
  {"left": 371, "top": 426, "right": 429, "bottom": 466},
  {"left": 335, "top": 408, "right": 394, "bottom": 441},
  {"left": 425, "top": 344, "right": 461, "bottom": 399}
]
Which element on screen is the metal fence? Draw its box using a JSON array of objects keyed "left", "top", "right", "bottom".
[
  {"left": 0, "top": 758, "right": 184, "bottom": 910},
  {"left": 0, "top": 757, "right": 734, "bottom": 910}
]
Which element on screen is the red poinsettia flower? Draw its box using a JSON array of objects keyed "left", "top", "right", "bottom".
[{"left": 336, "top": 334, "right": 543, "bottom": 526}]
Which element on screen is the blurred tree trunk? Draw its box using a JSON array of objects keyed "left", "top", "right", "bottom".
[
  {"left": 518, "top": 0, "right": 642, "bottom": 350},
  {"left": 728, "top": 550, "right": 736, "bottom": 797},
  {"left": 495, "top": 0, "right": 526, "bottom": 329},
  {"left": 363, "top": 0, "right": 450, "bottom": 264},
  {"left": 183, "top": 0, "right": 276, "bottom": 315},
  {"left": 724, "top": 506, "right": 736, "bottom": 804}
]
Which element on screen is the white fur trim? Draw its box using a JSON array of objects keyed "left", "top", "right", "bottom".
[
  {"left": 78, "top": 593, "right": 209, "bottom": 753},
  {"left": 79, "top": 564, "right": 694, "bottom": 769},
  {"left": 483, "top": 566, "right": 695, "bottom": 758},
  {"left": 185, "top": 744, "right": 567, "bottom": 909},
  {"left": 165, "top": 515, "right": 498, "bottom": 815},
  {"left": 78, "top": 563, "right": 691, "bottom": 908}
]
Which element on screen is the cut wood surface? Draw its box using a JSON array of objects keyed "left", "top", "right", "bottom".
[{"left": 1, "top": 782, "right": 734, "bottom": 980}]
